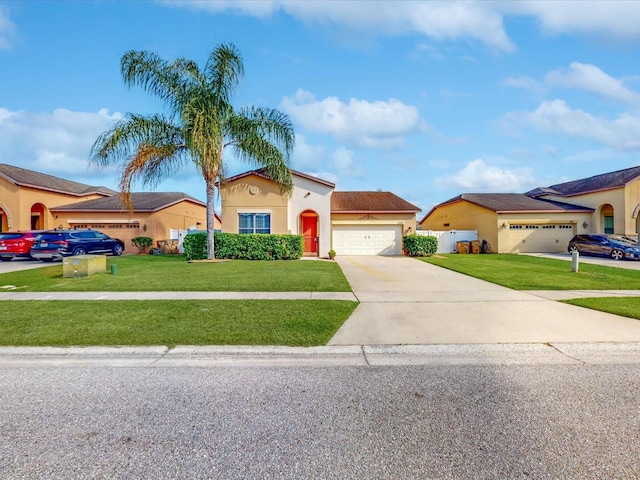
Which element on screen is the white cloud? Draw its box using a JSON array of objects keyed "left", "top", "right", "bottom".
[
  {"left": 160, "top": 0, "right": 278, "bottom": 17},
  {"left": 0, "top": 107, "right": 123, "bottom": 179},
  {"left": 161, "top": 1, "right": 640, "bottom": 52},
  {"left": 508, "top": 1, "right": 640, "bottom": 40},
  {"left": 292, "top": 133, "right": 325, "bottom": 169},
  {"left": 413, "top": 43, "right": 445, "bottom": 60},
  {"left": 164, "top": 0, "right": 516, "bottom": 52},
  {"left": 438, "top": 159, "right": 536, "bottom": 192},
  {"left": 0, "top": 8, "right": 17, "bottom": 50},
  {"left": 281, "top": 89, "right": 426, "bottom": 150},
  {"left": 545, "top": 62, "right": 640, "bottom": 105},
  {"left": 302, "top": 170, "right": 339, "bottom": 186},
  {"left": 506, "top": 99, "right": 640, "bottom": 151},
  {"left": 504, "top": 75, "right": 546, "bottom": 95}
]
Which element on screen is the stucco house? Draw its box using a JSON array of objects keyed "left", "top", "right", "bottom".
[
  {"left": 220, "top": 169, "right": 420, "bottom": 257},
  {"left": 0, "top": 163, "right": 216, "bottom": 249},
  {"left": 420, "top": 166, "right": 640, "bottom": 254}
]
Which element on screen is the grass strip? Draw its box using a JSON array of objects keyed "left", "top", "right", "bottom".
[
  {"left": 0, "top": 255, "right": 351, "bottom": 292},
  {"left": 0, "top": 300, "right": 358, "bottom": 347},
  {"left": 562, "top": 297, "right": 640, "bottom": 321},
  {"left": 419, "top": 254, "right": 640, "bottom": 290}
]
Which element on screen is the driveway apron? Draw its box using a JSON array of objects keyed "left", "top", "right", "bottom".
[{"left": 329, "top": 255, "right": 640, "bottom": 345}]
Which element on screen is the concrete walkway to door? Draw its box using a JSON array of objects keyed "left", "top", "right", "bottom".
[{"left": 328, "top": 255, "right": 640, "bottom": 345}]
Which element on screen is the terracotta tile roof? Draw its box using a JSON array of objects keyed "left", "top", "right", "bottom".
[
  {"left": 331, "top": 191, "right": 420, "bottom": 213},
  {"left": 0, "top": 163, "right": 117, "bottom": 196},
  {"left": 527, "top": 165, "right": 640, "bottom": 197},
  {"left": 223, "top": 168, "right": 335, "bottom": 188},
  {"left": 51, "top": 192, "right": 205, "bottom": 212}
]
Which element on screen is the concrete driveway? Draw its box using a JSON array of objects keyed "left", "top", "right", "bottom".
[
  {"left": 329, "top": 255, "right": 640, "bottom": 345},
  {"left": 0, "top": 257, "right": 51, "bottom": 274}
]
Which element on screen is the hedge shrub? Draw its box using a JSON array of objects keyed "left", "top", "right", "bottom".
[
  {"left": 182, "top": 232, "right": 304, "bottom": 261},
  {"left": 131, "top": 236, "right": 154, "bottom": 254},
  {"left": 403, "top": 234, "right": 438, "bottom": 257}
]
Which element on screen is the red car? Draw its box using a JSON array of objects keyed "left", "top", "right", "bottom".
[{"left": 0, "top": 231, "right": 44, "bottom": 261}]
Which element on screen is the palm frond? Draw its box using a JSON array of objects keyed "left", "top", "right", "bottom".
[
  {"left": 205, "top": 43, "right": 244, "bottom": 106},
  {"left": 89, "top": 113, "right": 185, "bottom": 165},
  {"left": 121, "top": 50, "right": 187, "bottom": 113},
  {"left": 118, "top": 143, "right": 189, "bottom": 211}
]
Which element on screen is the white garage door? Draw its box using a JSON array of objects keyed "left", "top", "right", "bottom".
[
  {"left": 332, "top": 225, "right": 402, "bottom": 255},
  {"left": 508, "top": 224, "right": 575, "bottom": 253}
]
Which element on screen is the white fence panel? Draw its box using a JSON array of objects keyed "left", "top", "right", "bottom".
[
  {"left": 170, "top": 229, "right": 190, "bottom": 253},
  {"left": 417, "top": 230, "right": 478, "bottom": 253}
]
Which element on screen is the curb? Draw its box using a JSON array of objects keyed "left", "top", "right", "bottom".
[{"left": 1, "top": 343, "right": 640, "bottom": 367}]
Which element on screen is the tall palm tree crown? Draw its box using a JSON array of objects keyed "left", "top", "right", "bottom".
[{"left": 90, "top": 43, "right": 295, "bottom": 259}]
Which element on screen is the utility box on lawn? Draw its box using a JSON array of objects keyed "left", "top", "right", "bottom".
[{"left": 63, "top": 255, "right": 107, "bottom": 278}]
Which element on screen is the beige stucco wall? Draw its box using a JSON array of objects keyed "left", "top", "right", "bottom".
[
  {"left": 625, "top": 179, "right": 640, "bottom": 234},
  {"left": 0, "top": 179, "right": 105, "bottom": 231},
  {"left": 220, "top": 175, "right": 289, "bottom": 233},
  {"left": 331, "top": 212, "right": 416, "bottom": 233},
  {"left": 56, "top": 200, "right": 207, "bottom": 252},
  {"left": 497, "top": 212, "right": 591, "bottom": 253},
  {"left": 542, "top": 188, "right": 627, "bottom": 234},
  {"left": 420, "top": 201, "right": 498, "bottom": 250}
]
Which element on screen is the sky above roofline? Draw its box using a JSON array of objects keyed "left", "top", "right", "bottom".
[{"left": 2, "top": 1, "right": 640, "bottom": 214}]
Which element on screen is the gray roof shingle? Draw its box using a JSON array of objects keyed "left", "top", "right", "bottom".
[
  {"left": 51, "top": 192, "right": 205, "bottom": 212},
  {"left": 527, "top": 165, "right": 640, "bottom": 197},
  {"left": 431, "top": 193, "right": 593, "bottom": 215},
  {"left": 0, "top": 163, "right": 116, "bottom": 196}
]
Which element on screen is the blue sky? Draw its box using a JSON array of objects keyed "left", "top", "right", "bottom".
[{"left": 2, "top": 1, "right": 640, "bottom": 214}]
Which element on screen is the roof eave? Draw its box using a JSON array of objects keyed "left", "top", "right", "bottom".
[
  {"left": 496, "top": 208, "right": 595, "bottom": 214},
  {"left": 17, "top": 182, "right": 111, "bottom": 197},
  {"left": 331, "top": 209, "right": 420, "bottom": 214}
]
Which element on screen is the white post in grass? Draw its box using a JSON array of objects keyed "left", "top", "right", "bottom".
[{"left": 571, "top": 251, "right": 579, "bottom": 273}]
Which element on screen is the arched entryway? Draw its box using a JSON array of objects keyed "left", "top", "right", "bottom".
[
  {"left": 0, "top": 205, "right": 9, "bottom": 232},
  {"left": 299, "top": 210, "right": 319, "bottom": 257},
  {"left": 601, "top": 204, "right": 614, "bottom": 234},
  {"left": 30, "top": 203, "right": 47, "bottom": 230}
]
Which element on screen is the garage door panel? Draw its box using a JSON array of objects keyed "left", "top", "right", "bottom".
[
  {"left": 507, "top": 224, "right": 575, "bottom": 253},
  {"left": 332, "top": 225, "right": 402, "bottom": 255}
]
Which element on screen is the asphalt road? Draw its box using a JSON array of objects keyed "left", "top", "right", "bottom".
[{"left": 1, "top": 363, "right": 639, "bottom": 479}]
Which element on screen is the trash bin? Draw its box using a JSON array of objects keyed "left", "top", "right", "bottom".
[{"left": 456, "top": 241, "right": 470, "bottom": 254}]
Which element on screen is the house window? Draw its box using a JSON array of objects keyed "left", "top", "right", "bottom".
[
  {"left": 239, "top": 213, "right": 271, "bottom": 234},
  {"left": 604, "top": 216, "right": 614, "bottom": 234}
]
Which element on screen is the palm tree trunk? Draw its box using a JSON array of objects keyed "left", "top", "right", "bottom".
[{"left": 206, "top": 180, "right": 216, "bottom": 260}]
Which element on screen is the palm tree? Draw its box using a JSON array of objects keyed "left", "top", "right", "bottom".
[{"left": 90, "top": 43, "right": 295, "bottom": 259}]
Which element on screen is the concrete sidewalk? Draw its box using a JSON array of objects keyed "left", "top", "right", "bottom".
[{"left": 329, "top": 256, "right": 640, "bottom": 345}]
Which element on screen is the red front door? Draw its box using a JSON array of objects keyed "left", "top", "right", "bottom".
[{"left": 302, "top": 216, "right": 318, "bottom": 255}]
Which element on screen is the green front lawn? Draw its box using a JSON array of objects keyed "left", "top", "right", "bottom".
[
  {"left": 562, "top": 297, "right": 640, "bottom": 320},
  {"left": 0, "top": 300, "right": 358, "bottom": 347},
  {"left": 419, "top": 254, "right": 640, "bottom": 290},
  {"left": 0, "top": 255, "right": 351, "bottom": 292}
]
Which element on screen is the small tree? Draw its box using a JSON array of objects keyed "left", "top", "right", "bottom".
[{"left": 132, "top": 236, "right": 154, "bottom": 254}]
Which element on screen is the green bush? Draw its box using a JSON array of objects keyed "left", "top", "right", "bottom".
[
  {"left": 183, "top": 232, "right": 303, "bottom": 260},
  {"left": 131, "top": 236, "right": 154, "bottom": 254},
  {"left": 403, "top": 234, "right": 438, "bottom": 257},
  {"left": 183, "top": 232, "right": 208, "bottom": 260}
]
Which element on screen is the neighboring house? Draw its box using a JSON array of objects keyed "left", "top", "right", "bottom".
[
  {"left": 220, "top": 169, "right": 420, "bottom": 257},
  {"left": 0, "top": 163, "right": 215, "bottom": 249},
  {"left": 420, "top": 166, "right": 640, "bottom": 254},
  {"left": 50, "top": 193, "right": 217, "bottom": 249}
]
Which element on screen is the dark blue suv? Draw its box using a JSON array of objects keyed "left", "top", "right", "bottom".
[{"left": 30, "top": 229, "right": 125, "bottom": 262}]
